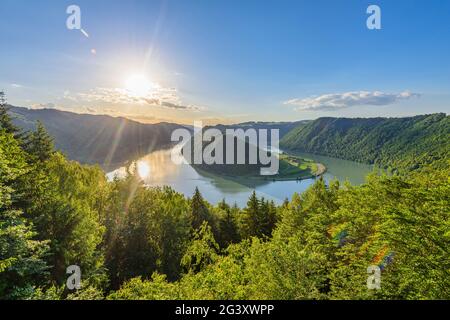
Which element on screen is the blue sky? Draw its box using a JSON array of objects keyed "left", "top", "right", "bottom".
[{"left": 1, "top": 0, "right": 449, "bottom": 124}]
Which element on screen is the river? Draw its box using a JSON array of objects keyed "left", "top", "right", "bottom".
[{"left": 106, "top": 148, "right": 373, "bottom": 207}]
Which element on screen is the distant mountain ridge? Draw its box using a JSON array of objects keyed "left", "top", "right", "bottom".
[
  {"left": 9, "top": 106, "right": 309, "bottom": 170},
  {"left": 211, "top": 120, "right": 309, "bottom": 139},
  {"left": 280, "top": 113, "right": 450, "bottom": 171},
  {"left": 9, "top": 106, "right": 187, "bottom": 170},
  {"left": 10, "top": 106, "right": 448, "bottom": 173}
]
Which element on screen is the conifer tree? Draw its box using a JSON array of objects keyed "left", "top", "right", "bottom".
[
  {"left": 0, "top": 131, "right": 48, "bottom": 299},
  {"left": 190, "top": 187, "right": 210, "bottom": 230},
  {"left": 0, "top": 91, "right": 21, "bottom": 137},
  {"left": 217, "top": 199, "right": 240, "bottom": 247},
  {"left": 259, "top": 198, "right": 270, "bottom": 237},
  {"left": 181, "top": 222, "right": 219, "bottom": 273},
  {"left": 243, "top": 191, "right": 260, "bottom": 238},
  {"left": 26, "top": 121, "right": 54, "bottom": 162},
  {"left": 267, "top": 200, "right": 278, "bottom": 233}
]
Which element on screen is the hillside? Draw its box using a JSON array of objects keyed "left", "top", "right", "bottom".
[
  {"left": 280, "top": 113, "right": 450, "bottom": 171},
  {"left": 186, "top": 128, "right": 318, "bottom": 179},
  {"left": 9, "top": 107, "right": 308, "bottom": 171},
  {"left": 10, "top": 107, "right": 449, "bottom": 173},
  {"left": 212, "top": 120, "right": 309, "bottom": 139},
  {"left": 191, "top": 146, "right": 318, "bottom": 180},
  {"left": 9, "top": 106, "right": 187, "bottom": 170}
]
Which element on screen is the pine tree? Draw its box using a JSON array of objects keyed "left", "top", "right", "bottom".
[
  {"left": 282, "top": 198, "right": 289, "bottom": 208},
  {"left": 0, "top": 207, "right": 49, "bottom": 299},
  {"left": 218, "top": 198, "right": 230, "bottom": 212},
  {"left": 267, "top": 200, "right": 278, "bottom": 233},
  {"left": 190, "top": 187, "right": 210, "bottom": 230},
  {"left": 217, "top": 199, "right": 240, "bottom": 247},
  {"left": 0, "top": 131, "right": 48, "bottom": 299},
  {"left": 26, "top": 121, "right": 54, "bottom": 162},
  {"left": 258, "top": 198, "right": 270, "bottom": 237},
  {"left": 243, "top": 191, "right": 260, "bottom": 238},
  {"left": 0, "top": 91, "right": 20, "bottom": 137}
]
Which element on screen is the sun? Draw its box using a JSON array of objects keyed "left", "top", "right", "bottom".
[{"left": 124, "top": 74, "right": 153, "bottom": 97}]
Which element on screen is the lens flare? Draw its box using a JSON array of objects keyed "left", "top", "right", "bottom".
[{"left": 137, "top": 161, "right": 151, "bottom": 179}]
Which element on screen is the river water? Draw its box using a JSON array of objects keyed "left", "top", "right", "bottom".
[{"left": 107, "top": 148, "right": 373, "bottom": 207}]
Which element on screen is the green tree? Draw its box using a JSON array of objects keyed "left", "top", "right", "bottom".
[
  {"left": 107, "top": 273, "right": 181, "bottom": 300},
  {"left": 267, "top": 200, "right": 278, "bottom": 234},
  {"left": 216, "top": 199, "right": 240, "bottom": 248},
  {"left": 104, "top": 177, "right": 191, "bottom": 288},
  {"left": 0, "top": 131, "right": 48, "bottom": 299},
  {"left": 0, "top": 91, "right": 20, "bottom": 137},
  {"left": 242, "top": 191, "right": 260, "bottom": 238},
  {"left": 25, "top": 121, "right": 54, "bottom": 162},
  {"left": 181, "top": 222, "right": 219, "bottom": 274},
  {"left": 190, "top": 187, "right": 211, "bottom": 230},
  {"left": 22, "top": 153, "right": 107, "bottom": 285}
]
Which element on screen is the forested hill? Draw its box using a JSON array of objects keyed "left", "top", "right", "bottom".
[
  {"left": 212, "top": 120, "right": 309, "bottom": 139},
  {"left": 1, "top": 94, "right": 449, "bottom": 300},
  {"left": 8, "top": 106, "right": 450, "bottom": 172},
  {"left": 280, "top": 113, "right": 450, "bottom": 171},
  {"left": 9, "top": 106, "right": 187, "bottom": 170}
]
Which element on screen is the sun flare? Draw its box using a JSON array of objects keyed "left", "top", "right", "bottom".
[
  {"left": 125, "top": 74, "right": 153, "bottom": 97},
  {"left": 137, "top": 161, "right": 151, "bottom": 179}
]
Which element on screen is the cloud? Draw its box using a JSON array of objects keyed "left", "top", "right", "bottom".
[
  {"left": 102, "top": 108, "right": 116, "bottom": 113},
  {"left": 284, "top": 91, "right": 421, "bottom": 111},
  {"left": 31, "top": 102, "right": 58, "bottom": 109},
  {"left": 11, "top": 83, "right": 23, "bottom": 88},
  {"left": 159, "top": 101, "right": 205, "bottom": 111},
  {"left": 66, "top": 85, "right": 205, "bottom": 111}
]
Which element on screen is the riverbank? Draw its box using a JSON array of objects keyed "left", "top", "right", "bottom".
[
  {"left": 106, "top": 149, "right": 371, "bottom": 207},
  {"left": 315, "top": 163, "right": 326, "bottom": 176},
  {"left": 193, "top": 153, "right": 327, "bottom": 182},
  {"left": 257, "top": 161, "right": 326, "bottom": 182}
]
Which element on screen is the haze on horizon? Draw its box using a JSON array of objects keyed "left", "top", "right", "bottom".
[{"left": 1, "top": 0, "right": 450, "bottom": 125}]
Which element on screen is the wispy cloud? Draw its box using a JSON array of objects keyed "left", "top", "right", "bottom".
[
  {"left": 31, "top": 102, "right": 58, "bottom": 109},
  {"left": 284, "top": 91, "right": 421, "bottom": 111},
  {"left": 11, "top": 83, "right": 23, "bottom": 88},
  {"left": 65, "top": 85, "right": 205, "bottom": 111}
]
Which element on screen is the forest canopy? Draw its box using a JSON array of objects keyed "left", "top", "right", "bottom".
[
  {"left": 280, "top": 113, "right": 450, "bottom": 173},
  {"left": 1, "top": 91, "right": 449, "bottom": 300}
]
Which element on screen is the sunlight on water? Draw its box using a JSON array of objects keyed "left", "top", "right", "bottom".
[
  {"left": 137, "top": 161, "right": 151, "bottom": 180},
  {"left": 106, "top": 147, "right": 373, "bottom": 207},
  {"left": 107, "top": 149, "right": 182, "bottom": 182}
]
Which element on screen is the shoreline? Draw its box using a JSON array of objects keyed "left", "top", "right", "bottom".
[
  {"left": 257, "top": 162, "right": 326, "bottom": 182},
  {"left": 194, "top": 154, "right": 327, "bottom": 182}
]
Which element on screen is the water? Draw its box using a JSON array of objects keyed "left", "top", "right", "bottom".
[{"left": 106, "top": 148, "right": 373, "bottom": 207}]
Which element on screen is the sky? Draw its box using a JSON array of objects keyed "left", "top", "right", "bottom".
[{"left": 1, "top": 0, "right": 449, "bottom": 125}]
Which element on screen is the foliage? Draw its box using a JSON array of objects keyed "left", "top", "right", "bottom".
[
  {"left": 280, "top": 113, "right": 450, "bottom": 172},
  {"left": 181, "top": 222, "right": 219, "bottom": 273},
  {"left": 103, "top": 177, "right": 191, "bottom": 288},
  {"left": 1, "top": 99, "right": 448, "bottom": 300},
  {"left": 0, "top": 92, "right": 21, "bottom": 137},
  {"left": 109, "top": 167, "right": 449, "bottom": 300},
  {"left": 0, "top": 130, "right": 48, "bottom": 299}
]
